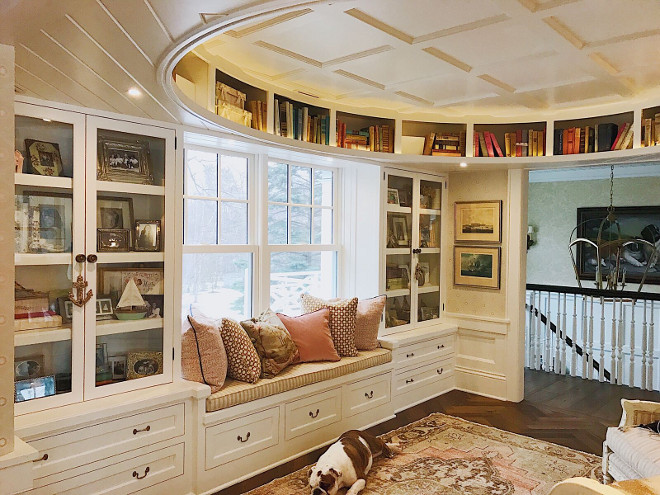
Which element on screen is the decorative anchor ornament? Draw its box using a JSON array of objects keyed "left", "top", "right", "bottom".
[{"left": 69, "top": 275, "right": 93, "bottom": 307}]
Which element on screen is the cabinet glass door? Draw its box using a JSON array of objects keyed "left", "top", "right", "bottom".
[
  {"left": 84, "top": 117, "right": 174, "bottom": 399},
  {"left": 14, "top": 105, "right": 85, "bottom": 412},
  {"left": 416, "top": 179, "right": 442, "bottom": 323}
]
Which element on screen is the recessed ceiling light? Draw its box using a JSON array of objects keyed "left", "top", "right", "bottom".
[
  {"left": 127, "top": 87, "right": 142, "bottom": 97},
  {"left": 459, "top": 162, "right": 468, "bottom": 168}
]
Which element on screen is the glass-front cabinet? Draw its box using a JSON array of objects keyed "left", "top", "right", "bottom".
[
  {"left": 13, "top": 103, "right": 175, "bottom": 413},
  {"left": 381, "top": 169, "right": 444, "bottom": 334}
]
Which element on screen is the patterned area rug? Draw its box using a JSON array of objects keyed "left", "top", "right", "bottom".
[{"left": 247, "top": 413, "right": 602, "bottom": 495}]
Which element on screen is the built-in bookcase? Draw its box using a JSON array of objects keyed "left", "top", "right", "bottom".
[
  {"left": 641, "top": 105, "right": 660, "bottom": 147},
  {"left": 336, "top": 111, "right": 395, "bottom": 153},
  {"left": 401, "top": 121, "right": 466, "bottom": 157},
  {"left": 553, "top": 111, "right": 633, "bottom": 155},
  {"left": 215, "top": 69, "right": 267, "bottom": 132},
  {"left": 273, "top": 94, "right": 330, "bottom": 144},
  {"left": 473, "top": 122, "right": 546, "bottom": 158}
]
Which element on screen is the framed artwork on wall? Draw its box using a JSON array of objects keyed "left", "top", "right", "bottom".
[
  {"left": 454, "top": 245, "right": 501, "bottom": 289},
  {"left": 454, "top": 200, "right": 502, "bottom": 243}
]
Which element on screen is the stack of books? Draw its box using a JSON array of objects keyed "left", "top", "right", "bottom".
[
  {"left": 274, "top": 99, "right": 329, "bottom": 144},
  {"left": 336, "top": 121, "right": 393, "bottom": 152},
  {"left": 642, "top": 113, "right": 660, "bottom": 147},
  {"left": 246, "top": 101, "right": 267, "bottom": 132},
  {"left": 422, "top": 132, "right": 466, "bottom": 157},
  {"left": 553, "top": 122, "right": 631, "bottom": 155}
]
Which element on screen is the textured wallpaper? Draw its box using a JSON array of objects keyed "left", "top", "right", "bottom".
[{"left": 528, "top": 176, "right": 660, "bottom": 294}]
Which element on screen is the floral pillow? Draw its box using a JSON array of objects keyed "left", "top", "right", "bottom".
[{"left": 241, "top": 310, "right": 298, "bottom": 378}]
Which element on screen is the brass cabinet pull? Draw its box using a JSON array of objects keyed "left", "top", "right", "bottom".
[
  {"left": 133, "top": 425, "right": 151, "bottom": 435},
  {"left": 68, "top": 275, "right": 93, "bottom": 307},
  {"left": 406, "top": 352, "right": 415, "bottom": 358},
  {"left": 437, "top": 344, "right": 444, "bottom": 349},
  {"left": 364, "top": 391, "right": 374, "bottom": 399},
  {"left": 87, "top": 254, "right": 98, "bottom": 263},
  {"left": 405, "top": 378, "right": 414, "bottom": 384},
  {"left": 75, "top": 254, "right": 86, "bottom": 263},
  {"left": 33, "top": 453, "right": 48, "bottom": 462},
  {"left": 237, "top": 432, "right": 250, "bottom": 442},
  {"left": 437, "top": 368, "right": 443, "bottom": 375},
  {"left": 132, "top": 467, "right": 149, "bottom": 480},
  {"left": 309, "top": 409, "right": 320, "bottom": 418}
]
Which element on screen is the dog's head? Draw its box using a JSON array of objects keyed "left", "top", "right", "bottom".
[{"left": 308, "top": 466, "right": 341, "bottom": 495}]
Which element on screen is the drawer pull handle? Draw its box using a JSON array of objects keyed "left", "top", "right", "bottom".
[
  {"left": 437, "top": 368, "right": 443, "bottom": 375},
  {"left": 365, "top": 391, "right": 374, "bottom": 399},
  {"left": 309, "top": 409, "right": 320, "bottom": 418},
  {"left": 237, "top": 432, "right": 251, "bottom": 443},
  {"left": 437, "top": 344, "right": 444, "bottom": 349},
  {"left": 406, "top": 352, "right": 415, "bottom": 358},
  {"left": 132, "top": 467, "right": 150, "bottom": 480},
  {"left": 406, "top": 378, "right": 414, "bottom": 384},
  {"left": 133, "top": 425, "right": 151, "bottom": 435},
  {"left": 33, "top": 453, "right": 48, "bottom": 462}
]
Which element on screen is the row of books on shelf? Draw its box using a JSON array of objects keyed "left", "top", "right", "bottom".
[
  {"left": 473, "top": 130, "right": 545, "bottom": 157},
  {"left": 274, "top": 99, "right": 330, "bottom": 144},
  {"left": 553, "top": 122, "right": 631, "bottom": 155},
  {"left": 247, "top": 101, "right": 267, "bottom": 132},
  {"left": 422, "top": 132, "right": 466, "bottom": 157},
  {"left": 336, "top": 121, "right": 394, "bottom": 152},
  {"left": 642, "top": 113, "right": 660, "bottom": 147}
]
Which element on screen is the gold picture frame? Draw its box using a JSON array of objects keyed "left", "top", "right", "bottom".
[
  {"left": 454, "top": 245, "right": 501, "bottom": 289},
  {"left": 454, "top": 200, "right": 502, "bottom": 243},
  {"left": 134, "top": 220, "right": 161, "bottom": 252},
  {"left": 24, "top": 139, "right": 63, "bottom": 177},
  {"left": 97, "top": 196, "right": 134, "bottom": 230},
  {"left": 98, "top": 267, "right": 164, "bottom": 300},
  {"left": 127, "top": 351, "right": 163, "bottom": 379},
  {"left": 97, "top": 136, "right": 153, "bottom": 185},
  {"left": 97, "top": 228, "right": 130, "bottom": 252}
]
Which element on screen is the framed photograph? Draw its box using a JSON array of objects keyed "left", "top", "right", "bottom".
[
  {"left": 14, "top": 355, "right": 44, "bottom": 381},
  {"left": 95, "top": 296, "right": 114, "bottom": 320},
  {"left": 97, "top": 228, "right": 130, "bottom": 252},
  {"left": 576, "top": 206, "right": 660, "bottom": 284},
  {"left": 387, "top": 188, "right": 400, "bottom": 205},
  {"left": 15, "top": 375, "right": 56, "bottom": 403},
  {"left": 454, "top": 245, "right": 501, "bottom": 289},
  {"left": 98, "top": 267, "right": 164, "bottom": 300},
  {"left": 24, "top": 139, "right": 63, "bottom": 177},
  {"left": 389, "top": 215, "right": 409, "bottom": 247},
  {"left": 127, "top": 351, "right": 163, "bottom": 379},
  {"left": 18, "top": 191, "right": 72, "bottom": 253},
  {"left": 143, "top": 294, "right": 164, "bottom": 318},
  {"left": 454, "top": 200, "right": 502, "bottom": 243},
  {"left": 97, "top": 196, "right": 134, "bottom": 230},
  {"left": 108, "top": 355, "right": 127, "bottom": 380},
  {"left": 134, "top": 220, "right": 161, "bottom": 252},
  {"left": 15, "top": 196, "right": 29, "bottom": 253},
  {"left": 57, "top": 297, "right": 74, "bottom": 323},
  {"left": 95, "top": 343, "right": 108, "bottom": 372},
  {"left": 97, "top": 136, "right": 153, "bottom": 185}
]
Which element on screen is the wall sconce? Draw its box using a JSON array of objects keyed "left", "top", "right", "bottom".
[{"left": 527, "top": 225, "right": 536, "bottom": 250}]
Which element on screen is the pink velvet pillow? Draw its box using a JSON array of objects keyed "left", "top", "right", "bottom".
[
  {"left": 355, "top": 295, "right": 386, "bottom": 350},
  {"left": 181, "top": 316, "right": 228, "bottom": 392},
  {"left": 277, "top": 308, "right": 340, "bottom": 363}
]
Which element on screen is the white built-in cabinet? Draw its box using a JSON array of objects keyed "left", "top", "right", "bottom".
[
  {"left": 380, "top": 168, "right": 446, "bottom": 335},
  {"left": 13, "top": 101, "right": 175, "bottom": 414}
]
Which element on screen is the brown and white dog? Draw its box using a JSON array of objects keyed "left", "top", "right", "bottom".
[{"left": 308, "top": 430, "right": 399, "bottom": 495}]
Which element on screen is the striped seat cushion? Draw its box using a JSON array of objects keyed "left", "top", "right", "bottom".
[{"left": 206, "top": 348, "right": 392, "bottom": 412}]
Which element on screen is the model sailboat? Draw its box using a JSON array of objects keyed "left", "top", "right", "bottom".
[{"left": 114, "top": 279, "right": 148, "bottom": 320}]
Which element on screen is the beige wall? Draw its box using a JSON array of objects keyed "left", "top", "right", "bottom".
[
  {"left": 0, "top": 44, "right": 15, "bottom": 455},
  {"left": 528, "top": 176, "right": 660, "bottom": 293}
]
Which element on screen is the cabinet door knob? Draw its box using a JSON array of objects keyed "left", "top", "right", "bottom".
[
  {"left": 309, "top": 408, "right": 320, "bottom": 418},
  {"left": 133, "top": 425, "right": 151, "bottom": 435},
  {"left": 75, "top": 254, "right": 86, "bottom": 263},
  {"left": 437, "top": 344, "right": 444, "bottom": 349},
  {"left": 87, "top": 254, "right": 98, "bottom": 263},
  {"left": 406, "top": 352, "right": 415, "bottom": 358},
  {"left": 437, "top": 368, "right": 443, "bottom": 375},
  {"left": 364, "top": 391, "right": 374, "bottom": 399},
  {"left": 405, "top": 378, "right": 414, "bottom": 384},
  {"left": 412, "top": 248, "right": 422, "bottom": 254},
  {"left": 237, "top": 432, "right": 251, "bottom": 442},
  {"left": 132, "top": 467, "right": 150, "bottom": 480},
  {"left": 33, "top": 453, "right": 48, "bottom": 462}
]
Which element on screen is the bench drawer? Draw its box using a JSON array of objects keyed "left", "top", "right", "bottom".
[
  {"left": 342, "top": 373, "right": 390, "bottom": 417},
  {"left": 394, "top": 357, "right": 454, "bottom": 395},
  {"left": 285, "top": 388, "right": 341, "bottom": 440},
  {"left": 205, "top": 407, "right": 279, "bottom": 470},
  {"left": 31, "top": 403, "right": 184, "bottom": 479},
  {"left": 393, "top": 335, "right": 454, "bottom": 369}
]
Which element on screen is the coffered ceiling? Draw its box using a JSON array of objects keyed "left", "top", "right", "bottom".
[{"left": 1, "top": 0, "right": 660, "bottom": 126}]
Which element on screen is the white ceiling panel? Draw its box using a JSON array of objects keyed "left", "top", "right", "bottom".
[
  {"left": 288, "top": 70, "right": 375, "bottom": 98},
  {"left": 204, "top": 40, "right": 306, "bottom": 77},
  {"left": 401, "top": 73, "right": 498, "bottom": 105}
]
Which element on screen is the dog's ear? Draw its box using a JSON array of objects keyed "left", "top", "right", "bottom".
[
  {"left": 308, "top": 467, "right": 313, "bottom": 479},
  {"left": 329, "top": 467, "right": 341, "bottom": 478}
]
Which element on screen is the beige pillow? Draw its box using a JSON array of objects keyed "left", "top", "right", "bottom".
[
  {"left": 181, "top": 316, "right": 227, "bottom": 393},
  {"left": 241, "top": 310, "right": 298, "bottom": 378},
  {"left": 355, "top": 296, "right": 386, "bottom": 350},
  {"left": 620, "top": 399, "right": 660, "bottom": 427},
  {"left": 220, "top": 318, "right": 261, "bottom": 384},
  {"left": 300, "top": 294, "right": 358, "bottom": 357}
]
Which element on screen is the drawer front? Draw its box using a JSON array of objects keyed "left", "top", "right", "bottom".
[
  {"left": 33, "top": 443, "right": 184, "bottom": 495},
  {"left": 394, "top": 335, "right": 454, "bottom": 369},
  {"left": 31, "top": 403, "right": 184, "bottom": 479},
  {"left": 285, "top": 388, "right": 341, "bottom": 440},
  {"left": 205, "top": 407, "right": 279, "bottom": 470},
  {"left": 342, "top": 373, "right": 391, "bottom": 417},
  {"left": 394, "top": 357, "right": 454, "bottom": 395}
]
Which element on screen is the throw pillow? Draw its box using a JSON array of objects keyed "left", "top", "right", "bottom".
[
  {"left": 620, "top": 399, "right": 660, "bottom": 428},
  {"left": 181, "top": 316, "right": 228, "bottom": 393},
  {"left": 220, "top": 318, "right": 261, "bottom": 383},
  {"left": 355, "top": 295, "right": 386, "bottom": 350},
  {"left": 300, "top": 294, "right": 359, "bottom": 357},
  {"left": 241, "top": 310, "right": 298, "bottom": 378},
  {"left": 277, "top": 308, "right": 340, "bottom": 363}
]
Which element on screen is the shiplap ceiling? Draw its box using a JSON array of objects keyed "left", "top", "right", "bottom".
[{"left": 2, "top": 0, "right": 660, "bottom": 125}]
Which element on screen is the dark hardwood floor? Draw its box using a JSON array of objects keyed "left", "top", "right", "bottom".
[{"left": 216, "top": 369, "right": 660, "bottom": 494}]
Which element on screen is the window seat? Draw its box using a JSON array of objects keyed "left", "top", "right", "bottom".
[{"left": 205, "top": 348, "right": 392, "bottom": 412}]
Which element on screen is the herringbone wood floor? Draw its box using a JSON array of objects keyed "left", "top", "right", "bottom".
[{"left": 216, "top": 369, "right": 660, "bottom": 495}]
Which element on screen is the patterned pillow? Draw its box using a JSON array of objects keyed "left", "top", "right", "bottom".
[
  {"left": 355, "top": 296, "right": 386, "bottom": 351},
  {"left": 181, "top": 316, "right": 228, "bottom": 393},
  {"left": 300, "top": 294, "right": 359, "bottom": 357},
  {"left": 220, "top": 318, "right": 261, "bottom": 383},
  {"left": 241, "top": 310, "right": 298, "bottom": 378}
]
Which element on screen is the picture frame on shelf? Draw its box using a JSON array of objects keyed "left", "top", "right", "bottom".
[
  {"left": 387, "top": 188, "right": 400, "bottom": 205},
  {"left": 97, "top": 136, "right": 153, "bottom": 185},
  {"left": 14, "top": 355, "right": 44, "bottom": 381},
  {"left": 97, "top": 228, "right": 130, "bottom": 252},
  {"left": 419, "top": 261, "right": 431, "bottom": 286},
  {"left": 15, "top": 375, "right": 56, "bottom": 402},
  {"left": 19, "top": 191, "right": 73, "bottom": 253},
  {"left": 390, "top": 215, "right": 409, "bottom": 247},
  {"left": 127, "top": 351, "right": 163, "bottom": 379},
  {"left": 95, "top": 343, "right": 108, "bottom": 371},
  {"left": 98, "top": 267, "right": 164, "bottom": 301},
  {"left": 108, "top": 355, "right": 127, "bottom": 381},
  {"left": 454, "top": 245, "right": 501, "bottom": 289},
  {"left": 454, "top": 200, "right": 502, "bottom": 243},
  {"left": 97, "top": 196, "right": 134, "bottom": 230},
  {"left": 24, "top": 139, "right": 63, "bottom": 177},
  {"left": 57, "top": 297, "right": 74, "bottom": 323},
  {"left": 95, "top": 296, "right": 114, "bottom": 320},
  {"left": 15, "top": 196, "right": 29, "bottom": 253},
  {"left": 142, "top": 294, "right": 164, "bottom": 318},
  {"left": 134, "top": 220, "right": 161, "bottom": 252}
]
